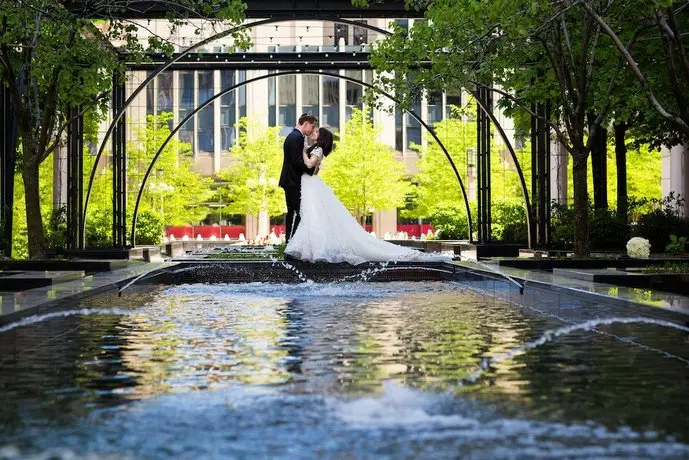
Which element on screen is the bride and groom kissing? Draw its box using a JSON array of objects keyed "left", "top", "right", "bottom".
[{"left": 279, "top": 113, "right": 450, "bottom": 265}]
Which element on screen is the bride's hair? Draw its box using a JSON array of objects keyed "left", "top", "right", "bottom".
[{"left": 317, "top": 128, "right": 334, "bottom": 156}]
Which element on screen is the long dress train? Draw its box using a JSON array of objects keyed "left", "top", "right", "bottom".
[{"left": 285, "top": 174, "right": 452, "bottom": 265}]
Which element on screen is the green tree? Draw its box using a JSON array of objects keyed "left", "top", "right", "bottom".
[
  {"left": 0, "top": 0, "right": 247, "bottom": 258},
  {"left": 410, "top": 98, "right": 532, "bottom": 241},
  {"left": 363, "top": 0, "right": 650, "bottom": 257},
  {"left": 566, "top": 138, "right": 662, "bottom": 212},
  {"left": 11, "top": 156, "right": 54, "bottom": 258},
  {"left": 128, "top": 113, "right": 213, "bottom": 229},
  {"left": 321, "top": 109, "right": 409, "bottom": 225},
  {"left": 575, "top": 1, "right": 689, "bottom": 141},
  {"left": 412, "top": 104, "right": 474, "bottom": 218},
  {"left": 215, "top": 118, "right": 285, "bottom": 218}
]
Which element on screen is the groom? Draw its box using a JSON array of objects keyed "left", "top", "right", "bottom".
[{"left": 279, "top": 113, "right": 318, "bottom": 244}]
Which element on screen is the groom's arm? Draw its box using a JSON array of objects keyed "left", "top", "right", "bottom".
[{"left": 287, "top": 134, "right": 315, "bottom": 176}]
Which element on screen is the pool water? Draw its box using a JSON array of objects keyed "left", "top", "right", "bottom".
[{"left": 1, "top": 280, "right": 688, "bottom": 459}]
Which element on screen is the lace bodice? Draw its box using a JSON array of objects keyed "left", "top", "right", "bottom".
[{"left": 310, "top": 146, "right": 324, "bottom": 160}]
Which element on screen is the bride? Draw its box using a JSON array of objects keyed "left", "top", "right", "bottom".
[{"left": 284, "top": 127, "right": 452, "bottom": 265}]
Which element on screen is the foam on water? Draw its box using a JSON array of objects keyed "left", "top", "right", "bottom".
[
  {"left": 0, "top": 308, "right": 140, "bottom": 334},
  {"left": 461, "top": 316, "right": 689, "bottom": 383},
  {"left": 2, "top": 381, "right": 688, "bottom": 459},
  {"left": 3, "top": 277, "right": 689, "bottom": 458}
]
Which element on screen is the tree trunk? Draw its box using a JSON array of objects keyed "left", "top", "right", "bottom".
[
  {"left": 591, "top": 125, "right": 608, "bottom": 210},
  {"left": 588, "top": 113, "right": 607, "bottom": 210},
  {"left": 22, "top": 158, "right": 46, "bottom": 259},
  {"left": 614, "top": 122, "right": 628, "bottom": 223},
  {"left": 572, "top": 150, "right": 590, "bottom": 258}
]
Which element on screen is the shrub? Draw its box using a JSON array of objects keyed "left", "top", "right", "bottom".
[
  {"left": 632, "top": 193, "right": 689, "bottom": 252},
  {"left": 46, "top": 206, "right": 68, "bottom": 249},
  {"left": 589, "top": 208, "right": 628, "bottom": 250},
  {"left": 550, "top": 202, "right": 575, "bottom": 249},
  {"left": 665, "top": 234, "right": 688, "bottom": 253},
  {"left": 551, "top": 202, "right": 630, "bottom": 251},
  {"left": 85, "top": 209, "right": 113, "bottom": 248},
  {"left": 492, "top": 201, "right": 528, "bottom": 243},
  {"left": 429, "top": 204, "right": 474, "bottom": 240},
  {"left": 135, "top": 211, "right": 164, "bottom": 245}
]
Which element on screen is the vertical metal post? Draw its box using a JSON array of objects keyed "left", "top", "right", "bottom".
[
  {"left": 530, "top": 100, "right": 551, "bottom": 248},
  {"left": 476, "top": 85, "right": 492, "bottom": 243},
  {"left": 67, "top": 106, "right": 84, "bottom": 249},
  {"left": 112, "top": 71, "right": 127, "bottom": 248},
  {"left": 0, "top": 84, "right": 18, "bottom": 257}
]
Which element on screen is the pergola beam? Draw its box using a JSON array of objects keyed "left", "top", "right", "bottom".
[
  {"left": 63, "top": 0, "right": 423, "bottom": 20},
  {"left": 125, "top": 52, "right": 432, "bottom": 70}
]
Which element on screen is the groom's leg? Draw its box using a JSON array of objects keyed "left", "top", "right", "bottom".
[
  {"left": 284, "top": 187, "right": 300, "bottom": 243},
  {"left": 285, "top": 207, "right": 295, "bottom": 244}
]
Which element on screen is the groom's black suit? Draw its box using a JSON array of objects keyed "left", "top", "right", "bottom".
[{"left": 279, "top": 128, "right": 315, "bottom": 243}]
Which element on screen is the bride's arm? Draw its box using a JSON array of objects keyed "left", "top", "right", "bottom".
[{"left": 302, "top": 146, "right": 320, "bottom": 169}]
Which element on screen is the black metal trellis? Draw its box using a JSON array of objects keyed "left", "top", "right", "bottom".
[
  {"left": 82, "top": 17, "right": 397, "bottom": 242},
  {"left": 66, "top": 106, "right": 84, "bottom": 249},
  {"left": 69, "top": 16, "right": 542, "bottom": 251},
  {"left": 473, "top": 90, "right": 534, "bottom": 249},
  {"left": 112, "top": 71, "right": 128, "bottom": 248},
  {"left": 475, "top": 85, "right": 492, "bottom": 244},
  {"left": 531, "top": 100, "right": 551, "bottom": 248},
  {"left": 130, "top": 70, "right": 474, "bottom": 246},
  {"left": 0, "top": 84, "right": 17, "bottom": 257}
]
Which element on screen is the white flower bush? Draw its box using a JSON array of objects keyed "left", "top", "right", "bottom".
[{"left": 626, "top": 237, "right": 651, "bottom": 259}]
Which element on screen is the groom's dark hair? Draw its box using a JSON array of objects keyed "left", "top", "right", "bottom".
[
  {"left": 318, "top": 128, "right": 334, "bottom": 156},
  {"left": 298, "top": 113, "right": 318, "bottom": 126}
]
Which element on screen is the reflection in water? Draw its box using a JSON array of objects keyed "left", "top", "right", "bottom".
[{"left": 0, "top": 281, "right": 688, "bottom": 458}]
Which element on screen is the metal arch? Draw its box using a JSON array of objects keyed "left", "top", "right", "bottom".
[
  {"left": 130, "top": 70, "right": 474, "bottom": 245},
  {"left": 472, "top": 91, "right": 534, "bottom": 249},
  {"left": 82, "top": 17, "right": 396, "bottom": 240}
]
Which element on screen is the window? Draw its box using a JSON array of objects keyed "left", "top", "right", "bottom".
[
  {"left": 197, "top": 71, "right": 214, "bottom": 153},
  {"left": 345, "top": 70, "right": 363, "bottom": 120},
  {"left": 428, "top": 92, "right": 443, "bottom": 126},
  {"left": 394, "top": 19, "right": 409, "bottom": 36},
  {"left": 220, "top": 70, "right": 235, "bottom": 151},
  {"left": 302, "top": 74, "right": 319, "bottom": 120},
  {"left": 157, "top": 72, "right": 173, "bottom": 114},
  {"left": 395, "top": 107, "right": 403, "bottom": 152},
  {"left": 178, "top": 71, "right": 195, "bottom": 150},
  {"left": 322, "top": 75, "right": 339, "bottom": 132},
  {"left": 334, "top": 24, "right": 348, "bottom": 46},
  {"left": 406, "top": 99, "right": 422, "bottom": 151},
  {"left": 278, "top": 74, "right": 296, "bottom": 128},
  {"left": 238, "top": 70, "right": 247, "bottom": 119},
  {"left": 146, "top": 71, "right": 154, "bottom": 116},
  {"left": 353, "top": 21, "right": 368, "bottom": 46},
  {"left": 446, "top": 90, "right": 461, "bottom": 119},
  {"left": 268, "top": 70, "right": 276, "bottom": 127},
  {"left": 157, "top": 71, "right": 173, "bottom": 130}
]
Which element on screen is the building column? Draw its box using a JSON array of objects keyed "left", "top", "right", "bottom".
[
  {"left": 373, "top": 209, "right": 397, "bottom": 237},
  {"left": 53, "top": 143, "right": 68, "bottom": 210},
  {"left": 213, "top": 69, "right": 222, "bottom": 173},
  {"left": 550, "top": 139, "right": 568, "bottom": 205},
  {"left": 661, "top": 143, "right": 689, "bottom": 217},
  {"left": 245, "top": 214, "right": 258, "bottom": 240},
  {"left": 258, "top": 209, "right": 270, "bottom": 237},
  {"left": 244, "top": 213, "right": 270, "bottom": 240}
]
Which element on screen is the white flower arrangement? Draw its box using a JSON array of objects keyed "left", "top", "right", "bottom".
[{"left": 626, "top": 237, "right": 651, "bottom": 259}]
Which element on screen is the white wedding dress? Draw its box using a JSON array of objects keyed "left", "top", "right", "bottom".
[{"left": 284, "top": 150, "right": 452, "bottom": 266}]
